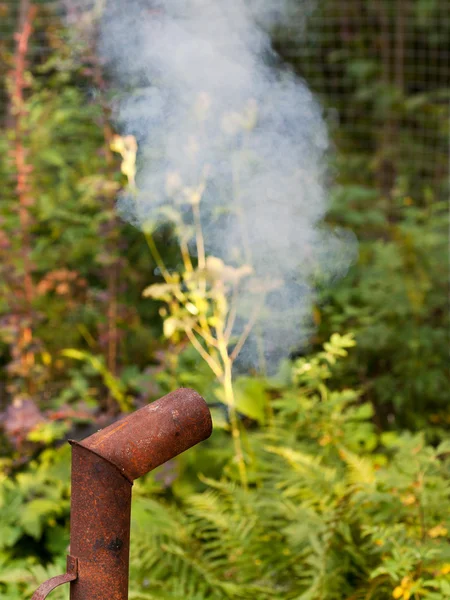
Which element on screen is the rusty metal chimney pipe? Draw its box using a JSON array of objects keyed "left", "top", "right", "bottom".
[{"left": 31, "top": 388, "right": 212, "bottom": 600}]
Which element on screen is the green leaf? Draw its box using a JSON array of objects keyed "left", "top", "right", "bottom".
[
  {"left": 214, "top": 377, "right": 268, "bottom": 424},
  {"left": 21, "top": 499, "right": 61, "bottom": 539},
  {"left": 61, "top": 350, "right": 132, "bottom": 412}
]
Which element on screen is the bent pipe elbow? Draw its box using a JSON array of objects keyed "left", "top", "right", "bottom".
[
  {"left": 33, "top": 388, "right": 212, "bottom": 600},
  {"left": 76, "top": 387, "right": 212, "bottom": 482}
]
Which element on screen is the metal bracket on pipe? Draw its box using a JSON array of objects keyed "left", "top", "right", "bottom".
[{"left": 31, "top": 555, "right": 78, "bottom": 600}]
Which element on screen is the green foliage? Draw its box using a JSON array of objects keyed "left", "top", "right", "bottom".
[
  {"left": 0, "top": 446, "right": 70, "bottom": 551},
  {"left": 318, "top": 190, "right": 449, "bottom": 432},
  {"left": 126, "top": 337, "right": 450, "bottom": 600},
  {"left": 61, "top": 349, "right": 133, "bottom": 412},
  {"left": 272, "top": 0, "right": 450, "bottom": 434},
  {"left": 2, "top": 338, "right": 449, "bottom": 600},
  {"left": 0, "top": 5, "right": 448, "bottom": 600},
  {"left": 0, "top": 20, "right": 162, "bottom": 424}
]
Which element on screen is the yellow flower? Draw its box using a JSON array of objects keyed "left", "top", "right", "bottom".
[
  {"left": 428, "top": 524, "right": 448, "bottom": 538},
  {"left": 392, "top": 576, "right": 412, "bottom": 599},
  {"left": 110, "top": 134, "right": 138, "bottom": 189},
  {"left": 319, "top": 434, "right": 332, "bottom": 446},
  {"left": 400, "top": 494, "right": 416, "bottom": 506},
  {"left": 42, "top": 351, "right": 52, "bottom": 366},
  {"left": 110, "top": 134, "right": 125, "bottom": 154}
]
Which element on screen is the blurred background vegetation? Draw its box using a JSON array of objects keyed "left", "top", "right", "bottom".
[{"left": 0, "top": 1, "right": 449, "bottom": 599}]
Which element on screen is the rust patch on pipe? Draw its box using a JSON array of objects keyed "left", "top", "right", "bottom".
[{"left": 31, "top": 388, "right": 212, "bottom": 600}]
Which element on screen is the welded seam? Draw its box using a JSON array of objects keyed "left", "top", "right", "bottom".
[{"left": 69, "top": 440, "right": 134, "bottom": 485}]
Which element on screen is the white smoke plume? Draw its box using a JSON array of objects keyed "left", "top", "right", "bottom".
[{"left": 96, "top": 0, "right": 355, "bottom": 371}]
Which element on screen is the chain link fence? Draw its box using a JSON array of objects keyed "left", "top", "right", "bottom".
[{"left": 1, "top": 0, "right": 449, "bottom": 195}]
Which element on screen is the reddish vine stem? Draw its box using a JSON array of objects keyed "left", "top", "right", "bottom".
[
  {"left": 12, "top": 0, "right": 37, "bottom": 308},
  {"left": 9, "top": 0, "right": 38, "bottom": 395}
]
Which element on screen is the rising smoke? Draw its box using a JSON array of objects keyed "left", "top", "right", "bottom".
[{"left": 97, "top": 0, "right": 355, "bottom": 371}]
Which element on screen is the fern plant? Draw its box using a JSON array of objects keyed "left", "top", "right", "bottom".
[
  {"left": 127, "top": 335, "right": 450, "bottom": 600},
  {"left": 1, "top": 336, "right": 448, "bottom": 599}
]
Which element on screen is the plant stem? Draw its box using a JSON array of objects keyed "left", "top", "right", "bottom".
[
  {"left": 231, "top": 144, "right": 267, "bottom": 371},
  {"left": 216, "top": 327, "right": 248, "bottom": 490},
  {"left": 193, "top": 202, "right": 206, "bottom": 272},
  {"left": 11, "top": 0, "right": 37, "bottom": 397},
  {"left": 13, "top": 0, "right": 35, "bottom": 308},
  {"left": 255, "top": 321, "right": 267, "bottom": 376},
  {"left": 192, "top": 201, "right": 207, "bottom": 297},
  {"left": 224, "top": 282, "right": 239, "bottom": 343},
  {"left": 144, "top": 231, "right": 172, "bottom": 282},
  {"left": 193, "top": 325, "right": 218, "bottom": 349},
  {"left": 185, "top": 327, "right": 223, "bottom": 380},
  {"left": 180, "top": 237, "right": 194, "bottom": 273},
  {"left": 230, "top": 298, "right": 265, "bottom": 363},
  {"left": 222, "top": 350, "right": 248, "bottom": 490}
]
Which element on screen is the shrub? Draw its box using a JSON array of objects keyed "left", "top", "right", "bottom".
[{"left": 2, "top": 337, "right": 448, "bottom": 600}]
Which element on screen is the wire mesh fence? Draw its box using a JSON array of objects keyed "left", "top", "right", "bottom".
[
  {"left": 274, "top": 0, "right": 450, "bottom": 196},
  {"left": 1, "top": 0, "right": 449, "bottom": 196}
]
